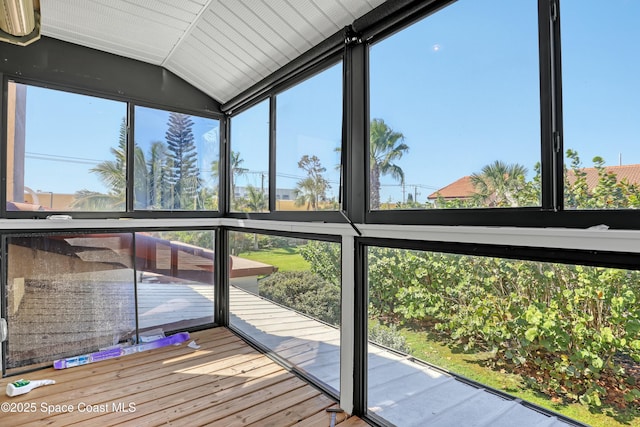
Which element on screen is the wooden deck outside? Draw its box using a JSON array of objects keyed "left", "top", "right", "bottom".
[
  {"left": 0, "top": 328, "right": 370, "bottom": 426},
  {"left": 229, "top": 287, "right": 578, "bottom": 427}
]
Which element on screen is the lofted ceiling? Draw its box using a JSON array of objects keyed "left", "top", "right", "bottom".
[{"left": 39, "top": 0, "right": 386, "bottom": 104}]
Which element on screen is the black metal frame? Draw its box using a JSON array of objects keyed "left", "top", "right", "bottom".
[
  {"left": 353, "top": 235, "right": 632, "bottom": 426},
  {"left": 0, "top": 1, "right": 637, "bottom": 425},
  {"left": 225, "top": 228, "right": 343, "bottom": 401},
  {"left": 356, "top": 0, "right": 640, "bottom": 230},
  {"left": 223, "top": 55, "right": 348, "bottom": 223},
  {"left": 2, "top": 0, "right": 632, "bottom": 229},
  {"left": 0, "top": 227, "right": 220, "bottom": 376},
  {"left": 0, "top": 33, "right": 224, "bottom": 220}
]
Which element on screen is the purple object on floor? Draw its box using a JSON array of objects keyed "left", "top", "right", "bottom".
[{"left": 53, "top": 332, "right": 190, "bottom": 369}]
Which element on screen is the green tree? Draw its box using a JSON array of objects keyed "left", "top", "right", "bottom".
[
  {"left": 565, "top": 150, "right": 640, "bottom": 209},
  {"left": 565, "top": 149, "right": 590, "bottom": 208},
  {"left": 591, "top": 156, "right": 626, "bottom": 208},
  {"left": 259, "top": 271, "right": 340, "bottom": 326},
  {"left": 299, "top": 240, "right": 341, "bottom": 286},
  {"left": 74, "top": 117, "right": 146, "bottom": 210},
  {"left": 470, "top": 160, "right": 528, "bottom": 207},
  {"left": 213, "top": 150, "right": 248, "bottom": 210},
  {"left": 370, "top": 118, "right": 408, "bottom": 210},
  {"left": 244, "top": 185, "right": 267, "bottom": 212},
  {"left": 143, "top": 141, "right": 171, "bottom": 209},
  {"left": 165, "top": 112, "right": 200, "bottom": 209},
  {"left": 294, "top": 155, "right": 330, "bottom": 211}
]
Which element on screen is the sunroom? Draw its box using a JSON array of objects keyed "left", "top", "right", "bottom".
[{"left": 0, "top": 1, "right": 638, "bottom": 426}]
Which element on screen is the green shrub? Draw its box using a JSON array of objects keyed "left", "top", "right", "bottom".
[
  {"left": 369, "top": 322, "right": 411, "bottom": 354},
  {"left": 299, "top": 240, "right": 341, "bottom": 286},
  {"left": 367, "top": 247, "right": 640, "bottom": 410},
  {"left": 258, "top": 271, "right": 340, "bottom": 326},
  {"left": 303, "top": 241, "right": 640, "bottom": 410}
]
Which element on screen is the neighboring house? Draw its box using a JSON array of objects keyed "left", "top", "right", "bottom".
[
  {"left": 427, "top": 175, "right": 476, "bottom": 204},
  {"left": 235, "top": 186, "right": 295, "bottom": 201},
  {"left": 429, "top": 164, "right": 640, "bottom": 205},
  {"left": 565, "top": 163, "right": 640, "bottom": 189}
]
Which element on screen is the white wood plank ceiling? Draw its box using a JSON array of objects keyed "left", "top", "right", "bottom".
[{"left": 39, "top": 0, "right": 386, "bottom": 104}]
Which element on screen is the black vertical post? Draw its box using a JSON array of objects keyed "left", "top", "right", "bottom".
[
  {"left": 353, "top": 240, "right": 368, "bottom": 415},
  {"left": 215, "top": 228, "right": 229, "bottom": 326},
  {"left": 0, "top": 74, "right": 6, "bottom": 219},
  {"left": 344, "top": 35, "right": 367, "bottom": 225},
  {"left": 220, "top": 116, "right": 230, "bottom": 214},
  {"left": 539, "top": 0, "right": 563, "bottom": 211},
  {"left": 269, "top": 96, "right": 277, "bottom": 212},
  {"left": 1, "top": 236, "right": 7, "bottom": 376},
  {"left": 550, "top": 0, "right": 564, "bottom": 211},
  {"left": 126, "top": 103, "right": 135, "bottom": 212},
  {"left": 344, "top": 31, "right": 368, "bottom": 415}
]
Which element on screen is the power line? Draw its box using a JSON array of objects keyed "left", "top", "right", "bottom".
[{"left": 25, "top": 151, "right": 104, "bottom": 165}]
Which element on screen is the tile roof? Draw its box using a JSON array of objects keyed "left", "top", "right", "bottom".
[
  {"left": 427, "top": 176, "right": 475, "bottom": 200},
  {"left": 428, "top": 164, "right": 640, "bottom": 200},
  {"left": 566, "top": 163, "right": 640, "bottom": 189}
]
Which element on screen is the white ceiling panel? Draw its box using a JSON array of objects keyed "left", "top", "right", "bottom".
[{"left": 39, "top": 0, "right": 387, "bottom": 103}]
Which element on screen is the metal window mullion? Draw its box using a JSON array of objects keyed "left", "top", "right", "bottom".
[
  {"left": 1, "top": 236, "right": 7, "bottom": 376},
  {"left": 346, "top": 38, "right": 367, "bottom": 224},
  {"left": 550, "top": 0, "right": 564, "bottom": 211},
  {"left": 539, "top": 0, "right": 563, "bottom": 211},
  {"left": 221, "top": 116, "right": 230, "bottom": 214},
  {"left": 126, "top": 103, "right": 135, "bottom": 212},
  {"left": 353, "top": 239, "right": 368, "bottom": 416},
  {"left": 214, "top": 227, "right": 229, "bottom": 326},
  {"left": 340, "top": 235, "right": 356, "bottom": 414},
  {"left": 131, "top": 232, "right": 140, "bottom": 343},
  {"left": 269, "top": 96, "right": 276, "bottom": 212},
  {"left": 1, "top": 74, "right": 7, "bottom": 219}
]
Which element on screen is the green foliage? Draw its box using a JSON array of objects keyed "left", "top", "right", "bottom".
[
  {"left": 366, "top": 247, "right": 640, "bottom": 411},
  {"left": 369, "top": 321, "right": 411, "bottom": 353},
  {"left": 259, "top": 271, "right": 340, "bottom": 326},
  {"left": 565, "top": 150, "right": 640, "bottom": 209},
  {"left": 238, "top": 247, "right": 309, "bottom": 272},
  {"left": 294, "top": 155, "right": 330, "bottom": 211},
  {"left": 470, "top": 160, "right": 529, "bottom": 207},
  {"left": 165, "top": 112, "right": 201, "bottom": 209},
  {"left": 370, "top": 118, "right": 409, "bottom": 210},
  {"left": 299, "top": 240, "right": 341, "bottom": 286}
]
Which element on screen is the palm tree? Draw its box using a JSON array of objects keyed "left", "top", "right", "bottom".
[
  {"left": 73, "top": 118, "right": 145, "bottom": 210},
  {"left": 470, "top": 160, "right": 528, "bottom": 207},
  {"left": 296, "top": 177, "right": 324, "bottom": 210},
  {"left": 294, "top": 155, "right": 330, "bottom": 211},
  {"left": 370, "top": 118, "right": 409, "bottom": 209},
  {"left": 212, "top": 150, "right": 248, "bottom": 209},
  {"left": 244, "top": 185, "right": 267, "bottom": 212}
]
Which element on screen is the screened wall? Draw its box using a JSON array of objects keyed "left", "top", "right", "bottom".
[{"left": 1, "top": 1, "right": 639, "bottom": 427}]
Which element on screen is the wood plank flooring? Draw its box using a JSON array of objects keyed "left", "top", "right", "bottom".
[{"left": 0, "top": 328, "right": 369, "bottom": 427}]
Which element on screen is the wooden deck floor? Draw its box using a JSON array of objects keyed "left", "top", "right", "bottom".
[{"left": 0, "top": 328, "right": 369, "bottom": 427}]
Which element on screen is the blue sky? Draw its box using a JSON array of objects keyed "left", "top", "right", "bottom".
[
  {"left": 22, "top": 87, "right": 125, "bottom": 194},
  {"left": 21, "top": 88, "right": 218, "bottom": 195},
  {"left": 17, "top": 0, "right": 640, "bottom": 205}
]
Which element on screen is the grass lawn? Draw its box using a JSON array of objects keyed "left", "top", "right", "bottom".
[
  {"left": 400, "top": 326, "right": 640, "bottom": 427},
  {"left": 237, "top": 246, "right": 310, "bottom": 272}
]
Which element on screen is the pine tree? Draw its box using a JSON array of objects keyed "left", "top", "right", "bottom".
[
  {"left": 145, "top": 141, "right": 170, "bottom": 209},
  {"left": 165, "top": 112, "right": 200, "bottom": 209}
]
